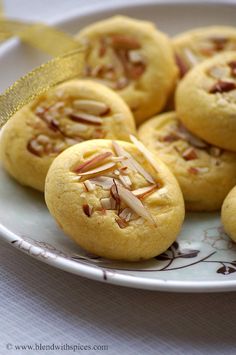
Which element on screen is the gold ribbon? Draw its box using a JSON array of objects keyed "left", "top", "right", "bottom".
[
  {"left": 0, "top": 19, "right": 80, "bottom": 56},
  {"left": 0, "top": 1, "right": 86, "bottom": 127},
  {"left": 0, "top": 49, "right": 84, "bottom": 127}
]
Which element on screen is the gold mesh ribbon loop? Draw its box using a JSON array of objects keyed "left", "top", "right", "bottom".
[
  {"left": 0, "top": 49, "right": 84, "bottom": 127},
  {"left": 0, "top": 19, "right": 80, "bottom": 55}
]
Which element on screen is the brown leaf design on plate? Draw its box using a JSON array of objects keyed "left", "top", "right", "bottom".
[
  {"left": 177, "top": 249, "right": 200, "bottom": 258},
  {"left": 217, "top": 265, "right": 236, "bottom": 275}
]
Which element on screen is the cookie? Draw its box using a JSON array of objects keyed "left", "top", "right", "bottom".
[
  {"left": 176, "top": 52, "right": 236, "bottom": 152},
  {"left": 0, "top": 80, "right": 136, "bottom": 191},
  {"left": 173, "top": 26, "right": 236, "bottom": 77},
  {"left": 221, "top": 186, "right": 236, "bottom": 242},
  {"left": 76, "top": 16, "right": 178, "bottom": 125},
  {"left": 45, "top": 138, "right": 184, "bottom": 261},
  {"left": 138, "top": 112, "right": 236, "bottom": 211}
]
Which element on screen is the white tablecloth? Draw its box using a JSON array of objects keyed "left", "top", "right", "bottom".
[{"left": 1, "top": 1, "right": 236, "bottom": 354}]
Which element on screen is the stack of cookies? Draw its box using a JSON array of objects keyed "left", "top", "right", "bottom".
[{"left": 1, "top": 16, "right": 236, "bottom": 260}]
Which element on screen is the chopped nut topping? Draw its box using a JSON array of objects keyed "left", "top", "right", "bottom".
[
  {"left": 188, "top": 166, "right": 209, "bottom": 175},
  {"left": 69, "top": 112, "right": 103, "bottom": 126},
  {"left": 72, "top": 100, "right": 110, "bottom": 116},
  {"left": 183, "top": 48, "right": 199, "bottom": 66},
  {"left": 208, "top": 66, "right": 230, "bottom": 79},
  {"left": 115, "top": 218, "right": 128, "bottom": 229},
  {"left": 112, "top": 141, "right": 155, "bottom": 184},
  {"left": 132, "top": 185, "right": 158, "bottom": 199},
  {"left": 83, "top": 204, "right": 93, "bottom": 217},
  {"left": 76, "top": 162, "right": 117, "bottom": 177},
  {"left": 182, "top": 147, "right": 198, "bottom": 161},
  {"left": 116, "top": 184, "right": 155, "bottom": 225},
  {"left": 74, "top": 152, "right": 113, "bottom": 173},
  {"left": 110, "top": 34, "right": 141, "bottom": 50},
  {"left": 84, "top": 180, "right": 96, "bottom": 192},
  {"left": 209, "top": 80, "right": 236, "bottom": 94}
]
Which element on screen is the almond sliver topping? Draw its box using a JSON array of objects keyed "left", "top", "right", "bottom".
[
  {"left": 73, "top": 100, "right": 109, "bottom": 116},
  {"left": 89, "top": 176, "right": 116, "bottom": 190},
  {"left": 83, "top": 204, "right": 93, "bottom": 217},
  {"left": 74, "top": 152, "right": 113, "bottom": 173},
  {"left": 100, "top": 197, "right": 116, "bottom": 210},
  {"left": 84, "top": 180, "right": 96, "bottom": 191},
  {"left": 116, "top": 184, "right": 155, "bottom": 225},
  {"left": 119, "top": 208, "right": 138, "bottom": 222},
  {"left": 119, "top": 174, "right": 132, "bottom": 189},
  {"left": 178, "top": 124, "right": 208, "bottom": 148},
  {"left": 183, "top": 48, "right": 199, "bottom": 66},
  {"left": 112, "top": 141, "right": 155, "bottom": 184},
  {"left": 182, "top": 147, "right": 198, "bottom": 161},
  {"left": 69, "top": 112, "right": 103, "bottom": 126},
  {"left": 115, "top": 218, "right": 128, "bottom": 229},
  {"left": 130, "top": 135, "right": 159, "bottom": 176},
  {"left": 132, "top": 185, "right": 157, "bottom": 199},
  {"left": 76, "top": 162, "right": 116, "bottom": 176}
]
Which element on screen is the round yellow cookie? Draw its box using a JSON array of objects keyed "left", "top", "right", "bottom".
[
  {"left": 176, "top": 52, "right": 236, "bottom": 152},
  {"left": 138, "top": 112, "right": 236, "bottom": 211},
  {"left": 173, "top": 26, "right": 236, "bottom": 77},
  {"left": 222, "top": 186, "right": 236, "bottom": 242},
  {"left": 45, "top": 138, "right": 185, "bottom": 261},
  {"left": 76, "top": 16, "right": 178, "bottom": 125},
  {"left": 0, "top": 80, "right": 135, "bottom": 192}
]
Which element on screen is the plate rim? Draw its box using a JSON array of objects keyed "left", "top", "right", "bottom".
[{"left": 1, "top": 0, "right": 236, "bottom": 292}]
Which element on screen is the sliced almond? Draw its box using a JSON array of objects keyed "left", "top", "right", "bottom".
[
  {"left": 115, "top": 218, "right": 128, "bottom": 229},
  {"left": 36, "top": 134, "right": 50, "bottom": 144},
  {"left": 209, "top": 80, "right": 236, "bottom": 94},
  {"left": 130, "top": 135, "right": 158, "bottom": 178},
  {"left": 178, "top": 124, "right": 208, "bottom": 148},
  {"left": 69, "top": 112, "right": 103, "bottom": 126},
  {"left": 128, "top": 50, "right": 144, "bottom": 64},
  {"left": 118, "top": 174, "right": 132, "bottom": 189},
  {"left": 132, "top": 185, "right": 158, "bottom": 199},
  {"left": 183, "top": 48, "right": 199, "bottom": 66},
  {"left": 208, "top": 66, "right": 230, "bottom": 79},
  {"left": 72, "top": 100, "right": 110, "bottom": 116},
  {"left": 112, "top": 140, "right": 155, "bottom": 184},
  {"left": 27, "top": 139, "right": 43, "bottom": 156},
  {"left": 67, "top": 123, "right": 88, "bottom": 134},
  {"left": 90, "top": 176, "right": 116, "bottom": 190},
  {"left": 188, "top": 166, "right": 209, "bottom": 175},
  {"left": 74, "top": 152, "right": 113, "bottom": 173},
  {"left": 84, "top": 180, "right": 96, "bottom": 192},
  {"left": 110, "top": 35, "right": 140, "bottom": 50},
  {"left": 116, "top": 184, "right": 155, "bottom": 225},
  {"left": 119, "top": 208, "right": 138, "bottom": 222},
  {"left": 100, "top": 197, "right": 116, "bottom": 210},
  {"left": 76, "top": 162, "right": 116, "bottom": 177},
  {"left": 82, "top": 204, "right": 93, "bottom": 217},
  {"left": 182, "top": 147, "right": 198, "bottom": 161}
]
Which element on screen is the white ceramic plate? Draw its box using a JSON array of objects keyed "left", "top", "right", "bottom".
[{"left": 1, "top": 1, "right": 236, "bottom": 293}]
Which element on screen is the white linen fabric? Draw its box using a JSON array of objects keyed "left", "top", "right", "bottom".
[{"left": 1, "top": 1, "right": 236, "bottom": 354}]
